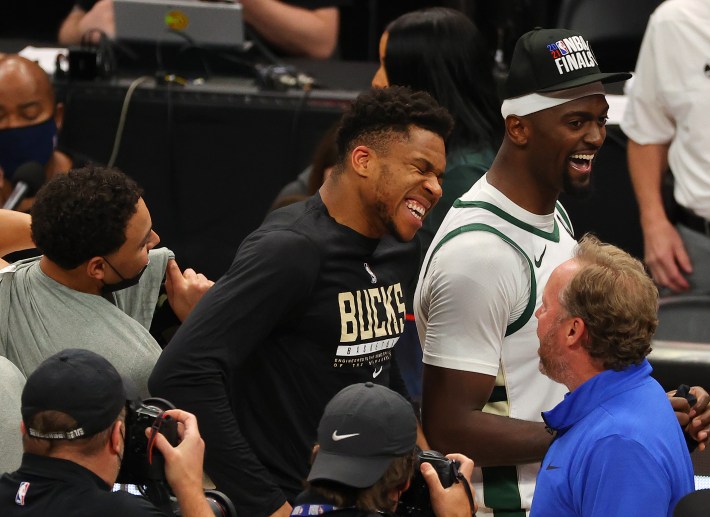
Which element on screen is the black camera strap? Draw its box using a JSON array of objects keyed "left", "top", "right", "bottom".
[{"left": 452, "top": 464, "right": 477, "bottom": 517}]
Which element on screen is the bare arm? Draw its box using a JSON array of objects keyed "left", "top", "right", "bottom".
[
  {"left": 240, "top": 0, "right": 338, "bottom": 59},
  {"left": 422, "top": 365, "right": 552, "bottom": 466},
  {"left": 0, "top": 210, "right": 33, "bottom": 263},
  {"left": 627, "top": 140, "right": 691, "bottom": 292},
  {"left": 58, "top": 0, "right": 115, "bottom": 46}
]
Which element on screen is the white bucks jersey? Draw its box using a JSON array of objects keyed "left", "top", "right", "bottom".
[{"left": 418, "top": 180, "right": 577, "bottom": 515}]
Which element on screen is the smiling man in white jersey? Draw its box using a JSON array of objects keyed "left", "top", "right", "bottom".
[{"left": 415, "top": 28, "right": 638, "bottom": 515}]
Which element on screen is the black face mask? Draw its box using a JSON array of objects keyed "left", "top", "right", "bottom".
[{"left": 101, "top": 257, "right": 149, "bottom": 295}]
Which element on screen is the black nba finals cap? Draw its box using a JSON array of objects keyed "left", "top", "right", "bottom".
[
  {"left": 22, "top": 349, "right": 127, "bottom": 440},
  {"left": 503, "top": 27, "right": 631, "bottom": 100},
  {"left": 307, "top": 382, "right": 417, "bottom": 488}
]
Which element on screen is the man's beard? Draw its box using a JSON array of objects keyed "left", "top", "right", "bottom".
[
  {"left": 538, "top": 322, "right": 571, "bottom": 386},
  {"left": 562, "top": 169, "right": 593, "bottom": 199},
  {"left": 374, "top": 189, "right": 409, "bottom": 243},
  {"left": 539, "top": 351, "right": 568, "bottom": 384}
]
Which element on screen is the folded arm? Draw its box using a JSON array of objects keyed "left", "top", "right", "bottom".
[{"left": 240, "top": 0, "right": 338, "bottom": 59}]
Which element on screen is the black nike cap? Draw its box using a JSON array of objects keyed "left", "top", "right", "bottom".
[{"left": 307, "top": 382, "right": 417, "bottom": 488}]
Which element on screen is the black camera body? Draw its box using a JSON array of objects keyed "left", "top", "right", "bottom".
[
  {"left": 396, "top": 450, "right": 460, "bottom": 517},
  {"left": 115, "top": 397, "right": 237, "bottom": 517},
  {"left": 116, "top": 397, "right": 178, "bottom": 485}
]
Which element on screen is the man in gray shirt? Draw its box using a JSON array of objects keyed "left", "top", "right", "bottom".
[
  {"left": 0, "top": 357, "right": 24, "bottom": 473},
  {"left": 0, "top": 166, "right": 212, "bottom": 396}
]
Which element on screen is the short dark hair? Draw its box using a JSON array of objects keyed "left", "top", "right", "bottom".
[
  {"left": 334, "top": 86, "right": 453, "bottom": 165},
  {"left": 23, "top": 409, "right": 125, "bottom": 457},
  {"left": 384, "top": 8, "right": 503, "bottom": 152},
  {"left": 31, "top": 166, "right": 143, "bottom": 270}
]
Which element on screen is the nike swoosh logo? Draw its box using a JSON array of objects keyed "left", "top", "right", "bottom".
[
  {"left": 534, "top": 245, "right": 547, "bottom": 268},
  {"left": 372, "top": 366, "right": 383, "bottom": 378},
  {"left": 332, "top": 431, "right": 360, "bottom": 441},
  {"left": 546, "top": 464, "right": 560, "bottom": 470}
]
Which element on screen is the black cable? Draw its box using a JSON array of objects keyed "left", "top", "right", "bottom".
[
  {"left": 164, "top": 71, "right": 185, "bottom": 239},
  {"left": 244, "top": 24, "right": 282, "bottom": 66},
  {"left": 213, "top": 49, "right": 263, "bottom": 80},
  {"left": 79, "top": 29, "right": 116, "bottom": 79},
  {"left": 287, "top": 87, "right": 312, "bottom": 178},
  {"left": 166, "top": 29, "right": 213, "bottom": 79}
]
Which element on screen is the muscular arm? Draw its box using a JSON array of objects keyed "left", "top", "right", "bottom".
[
  {"left": 422, "top": 365, "right": 552, "bottom": 466},
  {"left": 240, "top": 0, "right": 338, "bottom": 59},
  {"left": 627, "top": 140, "right": 691, "bottom": 292},
  {"left": 417, "top": 232, "right": 553, "bottom": 466}
]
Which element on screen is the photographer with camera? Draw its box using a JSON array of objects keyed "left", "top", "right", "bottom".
[
  {"left": 293, "top": 382, "right": 476, "bottom": 517},
  {"left": 0, "top": 348, "right": 213, "bottom": 517}
]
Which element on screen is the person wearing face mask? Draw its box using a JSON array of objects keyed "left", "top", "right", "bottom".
[
  {"left": 0, "top": 166, "right": 213, "bottom": 397},
  {"left": 0, "top": 54, "right": 91, "bottom": 212},
  {"left": 0, "top": 348, "right": 214, "bottom": 517}
]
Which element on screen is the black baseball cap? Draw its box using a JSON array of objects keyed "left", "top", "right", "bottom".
[
  {"left": 22, "top": 349, "right": 127, "bottom": 440},
  {"left": 503, "top": 28, "right": 631, "bottom": 99},
  {"left": 307, "top": 382, "right": 417, "bottom": 488}
]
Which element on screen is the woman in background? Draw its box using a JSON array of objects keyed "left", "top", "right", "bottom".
[
  {"left": 372, "top": 8, "right": 504, "bottom": 402},
  {"left": 373, "top": 7, "right": 503, "bottom": 249}
]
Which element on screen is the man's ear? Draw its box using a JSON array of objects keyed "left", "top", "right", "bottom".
[
  {"left": 350, "top": 145, "right": 375, "bottom": 179},
  {"left": 505, "top": 115, "right": 530, "bottom": 146},
  {"left": 54, "top": 102, "right": 64, "bottom": 131},
  {"left": 401, "top": 478, "right": 411, "bottom": 492},
  {"left": 110, "top": 420, "right": 124, "bottom": 455},
  {"left": 86, "top": 256, "right": 107, "bottom": 282},
  {"left": 566, "top": 317, "right": 587, "bottom": 348}
]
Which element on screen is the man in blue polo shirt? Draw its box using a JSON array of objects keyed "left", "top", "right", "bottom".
[{"left": 531, "top": 235, "right": 694, "bottom": 516}]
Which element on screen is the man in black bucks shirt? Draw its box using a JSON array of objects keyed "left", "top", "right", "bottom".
[{"left": 149, "top": 86, "right": 453, "bottom": 517}]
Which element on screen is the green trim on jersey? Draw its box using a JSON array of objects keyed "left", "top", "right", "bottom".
[
  {"left": 554, "top": 201, "right": 575, "bottom": 239},
  {"left": 452, "top": 200, "right": 560, "bottom": 242},
  {"left": 481, "top": 466, "right": 526, "bottom": 516},
  {"left": 423, "top": 223, "right": 536, "bottom": 337}
]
